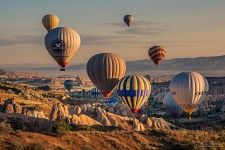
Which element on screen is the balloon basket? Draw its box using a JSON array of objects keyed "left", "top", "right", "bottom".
[{"left": 60, "top": 68, "right": 65, "bottom": 71}]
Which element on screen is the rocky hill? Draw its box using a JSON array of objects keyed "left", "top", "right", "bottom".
[
  {"left": 0, "top": 100, "right": 224, "bottom": 150},
  {"left": 0, "top": 99, "right": 172, "bottom": 132}
]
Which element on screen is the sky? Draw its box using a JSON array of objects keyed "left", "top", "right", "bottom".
[{"left": 0, "top": 0, "right": 225, "bottom": 66}]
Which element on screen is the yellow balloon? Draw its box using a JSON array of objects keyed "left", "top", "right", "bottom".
[
  {"left": 117, "top": 75, "right": 151, "bottom": 113},
  {"left": 42, "top": 14, "right": 60, "bottom": 31}
]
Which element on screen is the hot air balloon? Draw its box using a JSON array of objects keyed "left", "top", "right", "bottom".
[
  {"left": 86, "top": 53, "right": 126, "bottom": 98},
  {"left": 91, "top": 87, "right": 100, "bottom": 97},
  {"left": 42, "top": 14, "right": 60, "bottom": 31},
  {"left": 124, "top": 15, "right": 133, "bottom": 27},
  {"left": 163, "top": 92, "right": 183, "bottom": 119},
  {"left": 44, "top": 27, "right": 81, "bottom": 71},
  {"left": 64, "top": 80, "right": 74, "bottom": 92},
  {"left": 169, "top": 72, "right": 209, "bottom": 119},
  {"left": 117, "top": 75, "right": 151, "bottom": 113},
  {"left": 198, "top": 77, "right": 209, "bottom": 105},
  {"left": 148, "top": 46, "right": 166, "bottom": 66},
  {"left": 105, "top": 96, "right": 119, "bottom": 106}
]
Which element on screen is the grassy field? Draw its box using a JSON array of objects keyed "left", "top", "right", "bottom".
[{"left": 0, "top": 128, "right": 224, "bottom": 150}]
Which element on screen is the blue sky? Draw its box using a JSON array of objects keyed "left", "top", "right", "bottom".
[{"left": 0, "top": 0, "right": 225, "bottom": 65}]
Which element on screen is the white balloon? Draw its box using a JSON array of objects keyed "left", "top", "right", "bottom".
[
  {"left": 169, "top": 72, "right": 209, "bottom": 119},
  {"left": 44, "top": 27, "right": 81, "bottom": 71},
  {"left": 163, "top": 92, "right": 183, "bottom": 119}
]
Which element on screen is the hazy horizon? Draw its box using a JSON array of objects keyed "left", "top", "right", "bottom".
[{"left": 0, "top": 54, "right": 224, "bottom": 66}]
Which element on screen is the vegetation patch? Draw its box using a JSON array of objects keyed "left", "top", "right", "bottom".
[
  {"left": 52, "top": 120, "right": 72, "bottom": 137},
  {"left": 72, "top": 125, "right": 122, "bottom": 132},
  {"left": 0, "top": 121, "right": 13, "bottom": 134}
]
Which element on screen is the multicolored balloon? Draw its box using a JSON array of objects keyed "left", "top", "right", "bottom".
[
  {"left": 148, "top": 46, "right": 166, "bottom": 66},
  {"left": 86, "top": 53, "right": 126, "bottom": 98},
  {"left": 64, "top": 80, "right": 74, "bottom": 92},
  {"left": 44, "top": 27, "right": 81, "bottom": 71},
  {"left": 117, "top": 75, "right": 151, "bottom": 113},
  {"left": 124, "top": 15, "right": 133, "bottom": 27},
  {"left": 170, "top": 72, "right": 209, "bottom": 119},
  {"left": 163, "top": 92, "right": 183, "bottom": 119},
  {"left": 42, "top": 14, "right": 59, "bottom": 31}
]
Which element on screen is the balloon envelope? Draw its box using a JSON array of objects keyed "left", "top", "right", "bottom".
[
  {"left": 86, "top": 53, "right": 126, "bottom": 98},
  {"left": 117, "top": 75, "right": 151, "bottom": 113},
  {"left": 91, "top": 87, "right": 100, "bottom": 97},
  {"left": 124, "top": 15, "right": 133, "bottom": 27},
  {"left": 44, "top": 27, "right": 81, "bottom": 71},
  {"left": 64, "top": 80, "right": 74, "bottom": 92},
  {"left": 169, "top": 72, "right": 209, "bottom": 119},
  {"left": 163, "top": 92, "right": 183, "bottom": 119},
  {"left": 42, "top": 14, "right": 59, "bottom": 31},
  {"left": 105, "top": 96, "right": 120, "bottom": 106},
  {"left": 148, "top": 46, "right": 166, "bottom": 66}
]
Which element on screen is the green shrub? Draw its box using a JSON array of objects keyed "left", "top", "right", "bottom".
[
  {"left": 52, "top": 120, "right": 72, "bottom": 137},
  {"left": 10, "top": 118, "right": 24, "bottom": 130},
  {"left": 0, "top": 121, "right": 13, "bottom": 134},
  {"left": 11, "top": 141, "right": 24, "bottom": 150}
]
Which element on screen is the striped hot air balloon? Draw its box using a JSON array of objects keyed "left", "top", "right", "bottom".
[
  {"left": 44, "top": 27, "right": 81, "bottom": 71},
  {"left": 117, "top": 75, "right": 151, "bottom": 113},
  {"left": 170, "top": 72, "right": 209, "bottom": 119},
  {"left": 86, "top": 53, "right": 126, "bottom": 98},
  {"left": 148, "top": 46, "right": 166, "bottom": 66},
  {"left": 42, "top": 14, "right": 59, "bottom": 31}
]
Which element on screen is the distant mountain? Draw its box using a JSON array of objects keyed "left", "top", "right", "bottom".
[
  {"left": 1, "top": 55, "right": 225, "bottom": 76},
  {"left": 126, "top": 55, "right": 225, "bottom": 71}
]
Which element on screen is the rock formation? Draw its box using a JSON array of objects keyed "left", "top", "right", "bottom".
[
  {"left": 0, "top": 98, "right": 47, "bottom": 119},
  {"left": 50, "top": 102, "right": 171, "bottom": 131}
]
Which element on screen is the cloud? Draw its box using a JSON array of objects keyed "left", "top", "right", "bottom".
[
  {"left": 141, "top": 40, "right": 216, "bottom": 48},
  {"left": 101, "top": 20, "right": 171, "bottom": 35},
  {"left": 0, "top": 35, "right": 43, "bottom": 47},
  {"left": 116, "top": 25, "right": 170, "bottom": 35},
  {"left": 101, "top": 20, "right": 165, "bottom": 27},
  {"left": 81, "top": 21, "right": 171, "bottom": 47},
  {"left": 161, "top": 40, "right": 215, "bottom": 44},
  {"left": 81, "top": 34, "right": 147, "bottom": 46},
  {"left": 81, "top": 35, "right": 124, "bottom": 45},
  {"left": 116, "top": 27, "right": 162, "bottom": 35}
]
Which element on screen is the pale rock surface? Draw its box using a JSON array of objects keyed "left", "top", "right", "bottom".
[
  {"left": 50, "top": 102, "right": 70, "bottom": 121},
  {"left": 70, "top": 114, "right": 101, "bottom": 126},
  {"left": 95, "top": 107, "right": 112, "bottom": 126},
  {"left": 132, "top": 118, "right": 146, "bottom": 131}
]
